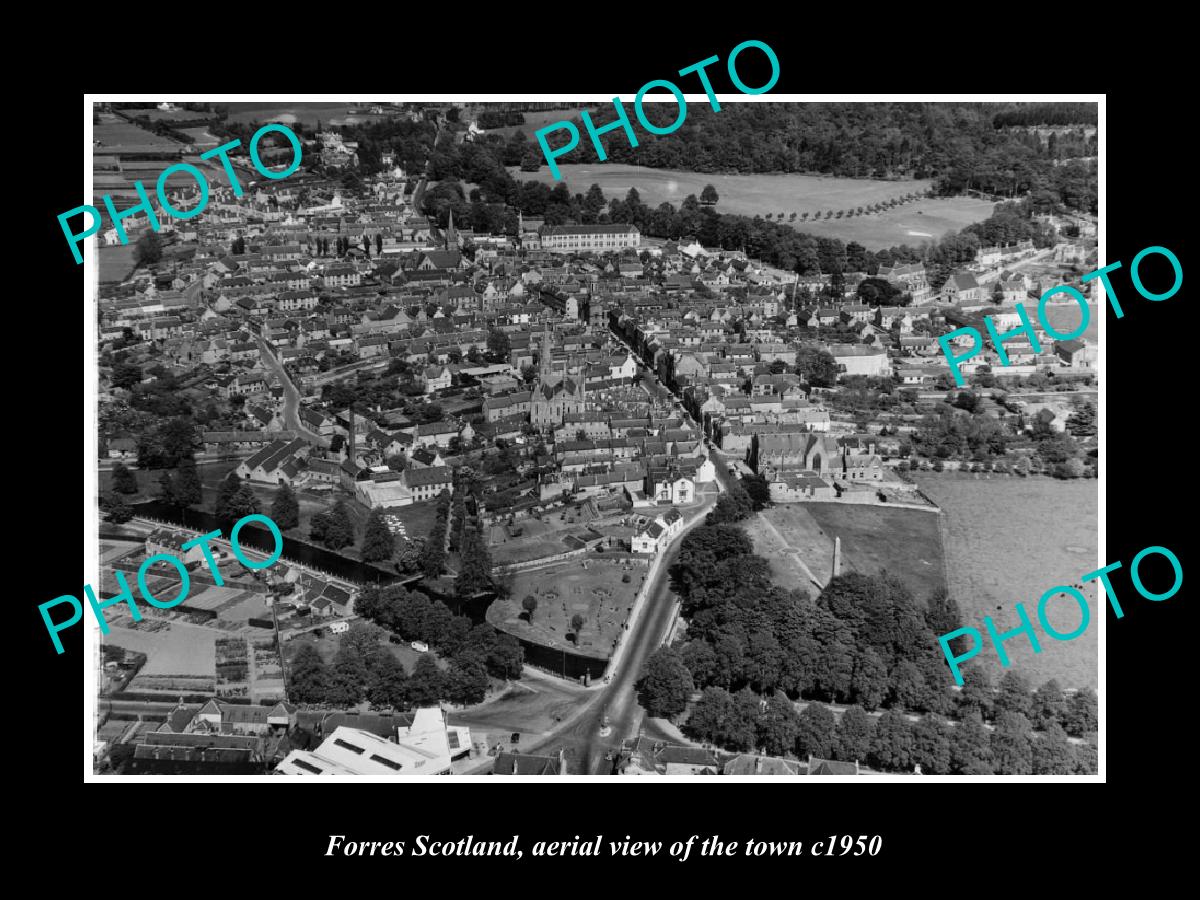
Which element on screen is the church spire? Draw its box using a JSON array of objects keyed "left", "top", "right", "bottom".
[{"left": 445, "top": 209, "right": 458, "bottom": 251}]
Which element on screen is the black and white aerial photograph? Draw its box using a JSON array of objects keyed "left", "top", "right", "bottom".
[{"left": 83, "top": 96, "right": 1101, "bottom": 780}]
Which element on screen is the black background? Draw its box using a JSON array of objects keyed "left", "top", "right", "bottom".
[{"left": 24, "top": 27, "right": 1188, "bottom": 880}]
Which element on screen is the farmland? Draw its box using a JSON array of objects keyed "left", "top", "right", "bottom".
[{"left": 913, "top": 473, "right": 1098, "bottom": 691}]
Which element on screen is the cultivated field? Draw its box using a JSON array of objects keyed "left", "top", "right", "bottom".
[
  {"left": 488, "top": 560, "right": 641, "bottom": 657},
  {"left": 747, "top": 502, "right": 946, "bottom": 602},
  {"left": 913, "top": 473, "right": 1098, "bottom": 691},
  {"left": 106, "top": 621, "right": 217, "bottom": 677}
]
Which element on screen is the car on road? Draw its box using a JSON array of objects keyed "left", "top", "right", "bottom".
[{"left": 411, "top": 641, "right": 429, "bottom": 652}]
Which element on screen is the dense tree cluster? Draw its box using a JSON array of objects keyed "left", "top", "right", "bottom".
[
  {"left": 669, "top": 526, "right": 957, "bottom": 715},
  {"left": 637, "top": 646, "right": 695, "bottom": 719},
  {"left": 136, "top": 416, "right": 199, "bottom": 468},
  {"left": 361, "top": 507, "right": 395, "bottom": 562},
  {"left": 214, "top": 472, "right": 259, "bottom": 521},
  {"left": 684, "top": 685, "right": 1096, "bottom": 775},
  {"left": 530, "top": 103, "right": 1095, "bottom": 211},
  {"left": 420, "top": 490, "right": 453, "bottom": 578},
  {"left": 351, "top": 583, "right": 525, "bottom": 700},
  {"left": 311, "top": 499, "right": 355, "bottom": 550},
  {"left": 668, "top": 521, "right": 1098, "bottom": 773},
  {"left": 270, "top": 483, "right": 301, "bottom": 530},
  {"left": 910, "top": 407, "right": 1012, "bottom": 461},
  {"left": 474, "top": 109, "right": 526, "bottom": 129},
  {"left": 287, "top": 620, "right": 500, "bottom": 709}
]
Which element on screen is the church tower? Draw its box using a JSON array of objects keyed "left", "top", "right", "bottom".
[
  {"left": 540, "top": 322, "right": 554, "bottom": 380},
  {"left": 445, "top": 209, "right": 459, "bottom": 251}
]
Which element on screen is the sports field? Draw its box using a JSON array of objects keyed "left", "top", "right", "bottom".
[
  {"left": 507, "top": 164, "right": 992, "bottom": 249},
  {"left": 511, "top": 163, "right": 932, "bottom": 220},
  {"left": 794, "top": 197, "right": 997, "bottom": 249}
]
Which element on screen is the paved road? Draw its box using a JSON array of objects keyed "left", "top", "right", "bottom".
[
  {"left": 254, "top": 337, "right": 327, "bottom": 446},
  {"left": 514, "top": 513, "right": 710, "bottom": 774}
]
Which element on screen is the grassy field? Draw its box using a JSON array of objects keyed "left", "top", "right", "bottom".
[
  {"left": 747, "top": 503, "right": 946, "bottom": 602},
  {"left": 803, "top": 503, "right": 946, "bottom": 601},
  {"left": 488, "top": 514, "right": 598, "bottom": 565},
  {"left": 477, "top": 107, "right": 582, "bottom": 139},
  {"left": 742, "top": 512, "right": 825, "bottom": 591},
  {"left": 488, "top": 560, "right": 640, "bottom": 657},
  {"left": 1042, "top": 301, "right": 1099, "bottom": 345},
  {"left": 510, "top": 163, "right": 933, "bottom": 221},
  {"left": 98, "top": 245, "right": 137, "bottom": 283},
  {"left": 913, "top": 473, "right": 1098, "bottom": 691},
  {"left": 106, "top": 621, "right": 217, "bottom": 676},
  {"left": 794, "top": 197, "right": 997, "bottom": 249}
]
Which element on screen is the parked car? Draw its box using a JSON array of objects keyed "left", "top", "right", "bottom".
[{"left": 411, "top": 641, "right": 429, "bottom": 652}]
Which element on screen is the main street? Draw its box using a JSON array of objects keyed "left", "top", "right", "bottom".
[{"left": 254, "top": 336, "right": 328, "bottom": 446}]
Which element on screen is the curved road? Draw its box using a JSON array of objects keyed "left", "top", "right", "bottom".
[
  {"left": 254, "top": 336, "right": 328, "bottom": 447},
  {"left": 507, "top": 510, "right": 711, "bottom": 774}
]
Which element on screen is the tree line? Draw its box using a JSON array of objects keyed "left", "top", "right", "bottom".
[{"left": 287, "top": 616, "right": 517, "bottom": 709}]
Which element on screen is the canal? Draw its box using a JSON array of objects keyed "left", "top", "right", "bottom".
[{"left": 133, "top": 501, "right": 609, "bottom": 681}]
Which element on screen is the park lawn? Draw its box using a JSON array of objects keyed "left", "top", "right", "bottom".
[
  {"left": 742, "top": 511, "right": 825, "bottom": 591},
  {"left": 801, "top": 503, "right": 947, "bottom": 603},
  {"left": 750, "top": 502, "right": 947, "bottom": 603},
  {"left": 487, "top": 560, "right": 641, "bottom": 658},
  {"left": 794, "top": 197, "right": 998, "bottom": 249},
  {"left": 509, "top": 164, "right": 933, "bottom": 224}
]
